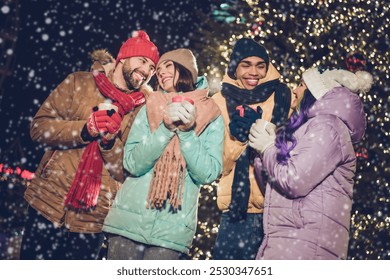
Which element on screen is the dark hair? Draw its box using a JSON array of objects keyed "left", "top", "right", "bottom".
[
  {"left": 275, "top": 89, "right": 316, "bottom": 165},
  {"left": 173, "top": 62, "right": 196, "bottom": 92}
]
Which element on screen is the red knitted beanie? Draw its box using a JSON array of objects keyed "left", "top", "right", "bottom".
[{"left": 116, "top": 30, "right": 159, "bottom": 66}]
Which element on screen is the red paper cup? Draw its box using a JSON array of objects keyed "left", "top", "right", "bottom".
[
  {"left": 172, "top": 95, "right": 194, "bottom": 105},
  {"left": 236, "top": 105, "right": 244, "bottom": 117}
]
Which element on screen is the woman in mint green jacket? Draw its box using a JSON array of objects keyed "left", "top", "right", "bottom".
[{"left": 103, "top": 48, "right": 224, "bottom": 259}]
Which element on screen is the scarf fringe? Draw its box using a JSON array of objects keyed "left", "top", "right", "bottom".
[
  {"left": 145, "top": 89, "right": 221, "bottom": 211},
  {"left": 147, "top": 137, "right": 185, "bottom": 210}
]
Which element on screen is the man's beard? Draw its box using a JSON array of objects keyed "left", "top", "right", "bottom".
[{"left": 123, "top": 67, "right": 146, "bottom": 90}]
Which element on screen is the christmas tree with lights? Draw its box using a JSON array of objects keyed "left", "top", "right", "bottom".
[{"left": 189, "top": 0, "right": 389, "bottom": 260}]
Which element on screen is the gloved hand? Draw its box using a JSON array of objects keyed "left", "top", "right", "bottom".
[
  {"left": 248, "top": 119, "right": 277, "bottom": 155},
  {"left": 104, "top": 109, "right": 122, "bottom": 134},
  {"left": 229, "top": 105, "right": 262, "bottom": 142},
  {"left": 163, "top": 100, "right": 196, "bottom": 132},
  {"left": 100, "top": 109, "right": 122, "bottom": 144},
  {"left": 86, "top": 108, "right": 109, "bottom": 137},
  {"left": 86, "top": 108, "right": 122, "bottom": 137},
  {"left": 163, "top": 102, "right": 182, "bottom": 131},
  {"left": 177, "top": 100, "right": 196, "bottom": 132}
]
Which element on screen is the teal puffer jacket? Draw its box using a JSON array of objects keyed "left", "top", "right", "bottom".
[{"left": 103, "top": 77, "right": 224, "bottom": 253}]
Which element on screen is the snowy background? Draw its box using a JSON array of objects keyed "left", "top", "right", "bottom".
[{"left": 0, "top": 0, "right": 389, "bottom": 259}]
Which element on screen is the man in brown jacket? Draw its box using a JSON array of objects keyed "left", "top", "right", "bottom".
[
  {"left": 212, "top": 38, "right": 292, "bottom": 259},
  {"left": 20, "top": 30, "right": 159, "bottom": 260}
]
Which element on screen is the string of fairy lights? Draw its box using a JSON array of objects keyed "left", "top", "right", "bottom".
[
  {"left": 0, "top": 0, "right": 388, "bottom": 260},
  {"left": 191, "top": 0, "right": 389, "bottom": 260},
  {"left": 206, "top": 0, "right": 389, "bottom": 86}
]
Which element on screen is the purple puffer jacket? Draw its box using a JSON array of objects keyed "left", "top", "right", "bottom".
[{"left": 255, "top": 87, "right": 366, "bottom": 259}]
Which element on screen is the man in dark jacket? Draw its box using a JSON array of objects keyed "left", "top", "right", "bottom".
[
  {"left": 20, "top": 30, "right": 159, "bottom": 260},
  {"left": 212, "top": 38, "right": 291, "bottom": 260}
]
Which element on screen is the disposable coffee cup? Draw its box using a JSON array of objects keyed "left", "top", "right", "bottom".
[
  {"left": 172, "top": 95, "right": 194, "bottom": 105},
  {"left": 236, "top": 105, "right": 244, "bottom": 117},
  {"left": 98, "top": 103, "right": 118, "bottom": 112}
]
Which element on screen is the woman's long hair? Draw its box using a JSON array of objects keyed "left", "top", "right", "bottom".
[
  {"left": 275, "top": 89, "right": 316, "bottom": 165},
  {"left": 173, "top": 62, "right": 196, "bottom": 92}
]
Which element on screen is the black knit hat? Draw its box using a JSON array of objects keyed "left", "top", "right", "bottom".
[{"left": 227, "top": 38, "right": 269, "bottom": 79}]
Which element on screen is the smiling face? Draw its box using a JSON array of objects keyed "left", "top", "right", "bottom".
[
  {"left": 235, "top": 56, "right": 267, "bottom": 90},
  {"left": 291, "top": 80, "right": 307, "bottom": 109},
  {"left": 122, "top": 56, "right": 156, "bottom": 90},
  {"left": 156, "top": 60, "right": 179, "bottom": 92}
]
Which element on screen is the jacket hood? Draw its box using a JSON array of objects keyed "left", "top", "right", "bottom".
[
  {"left": 90, "top": 49, "right": 115, "bottom": 75},
  {"left": 221, "top": 62, "right": 281, "bottom": 89},
  {"left": 307, "top": 87, "right": 366, "bottom": 143}
]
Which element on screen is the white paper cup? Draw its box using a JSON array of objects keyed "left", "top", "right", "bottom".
[{"left": 98, "top": 103, "right": 118, "bottom": 112}]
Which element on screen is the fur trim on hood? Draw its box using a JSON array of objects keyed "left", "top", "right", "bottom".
[
  {"left": 90, "top": 49, "right": 115, "bottom": 65},
  {"left": 90, "top": 49, "right": 115, "bottom": 76}
]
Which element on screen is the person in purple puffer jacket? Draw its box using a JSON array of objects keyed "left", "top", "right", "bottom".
[{"left": 248, "top": 67, "right": 373, "bottom": 259}]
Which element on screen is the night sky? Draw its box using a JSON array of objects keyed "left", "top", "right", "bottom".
[{"left": 0, "top": 0, "right": 214, "bottom": 169}]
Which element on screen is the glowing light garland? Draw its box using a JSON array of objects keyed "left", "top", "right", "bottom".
[{"left": 191, "top": 0, "right": 389, "bottom": 260}]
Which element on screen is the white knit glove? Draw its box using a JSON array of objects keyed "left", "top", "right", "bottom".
[
  {"left": 163, "top": 102, "right": 182, "bottom": 131},
  {"left": 248, "top": 119, "right": 277, "bottom": 155},
  {"left": 163, "top": 101, "right": 196, "bottom": 131},
  {"left": 163, "top": 101, "right": 196, "bottom": 132},
  {"left": 177, "top": 100, "right": 196, "bottom": 132}
]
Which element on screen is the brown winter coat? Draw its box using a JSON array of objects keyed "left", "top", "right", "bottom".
[
  {"left": 25, "top": 52, "right": 149, "bottom": 233},
  {"left": 213, "top": 63, "right": 289, "bottom": 214}
]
